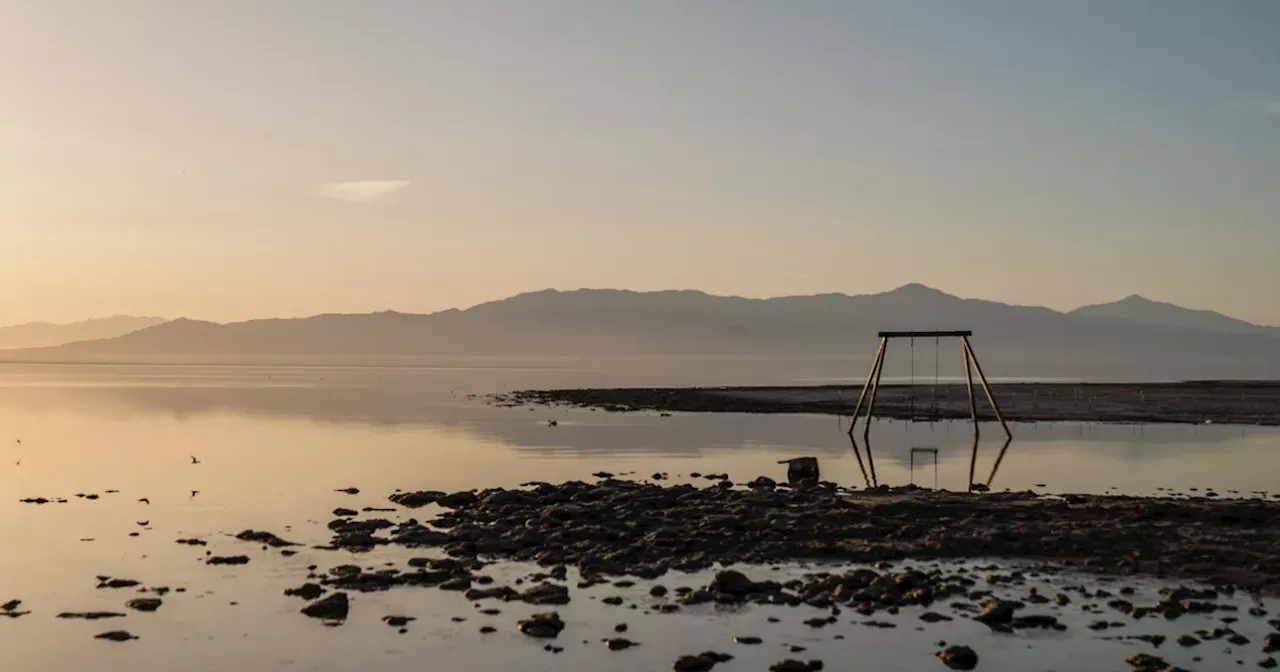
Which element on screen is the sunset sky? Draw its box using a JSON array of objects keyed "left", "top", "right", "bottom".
[{"left": 2, "top": 1, "right": 1278, "bottom": 326}]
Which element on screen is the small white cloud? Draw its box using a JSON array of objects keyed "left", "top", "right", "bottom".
[
  {"left": 1267, "top": 101, "right": 1280, "bottom": 114},
  {"left": 318, "top": 180, "right": 410, "bottom": 203}
]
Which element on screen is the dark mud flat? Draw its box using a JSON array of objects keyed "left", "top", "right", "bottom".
[
  {"left": 496, "top": 381, "right": 1280, "bottom": 425},
  {"left": 350, "top": 480, "right": 1280, "bottom": 593}
]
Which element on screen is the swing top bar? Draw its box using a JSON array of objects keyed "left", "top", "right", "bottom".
[{"left": 877, "top": 330, "right": 972, "bottom": 338}]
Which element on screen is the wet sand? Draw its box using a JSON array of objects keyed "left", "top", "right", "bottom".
[{"left": 495, "top": 381, "right": 1280, "bottom": 426}]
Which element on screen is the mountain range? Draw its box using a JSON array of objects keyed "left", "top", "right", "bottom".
[
  {"left": 0, "top": 315, "right": 167, "bottom": 350},
  {"left": 2, "top": 286, "right": 1276, "bottom": 380}
]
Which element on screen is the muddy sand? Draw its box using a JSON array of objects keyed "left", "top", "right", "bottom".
[{"left": 494, "top": 381, "right": 1280, "bottom": 426}]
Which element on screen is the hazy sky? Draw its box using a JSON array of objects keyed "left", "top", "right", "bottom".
[{"left": 2, "top": 1, "right": 1278, "bottom": 326}]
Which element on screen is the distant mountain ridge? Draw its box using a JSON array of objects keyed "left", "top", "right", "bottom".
[
  {"left": 1070, "top": 295, "right": 1274, "bottom": 336},
  {"left": 0, "top": 315, "right": 166, "bottom": 350},
  {"left": 2, "top": 287, "right": 1277, "bottom": 380}
]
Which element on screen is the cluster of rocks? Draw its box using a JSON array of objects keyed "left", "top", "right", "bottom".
[{"left": 304, "top": 479, "right": 1280, "bottom": 592}]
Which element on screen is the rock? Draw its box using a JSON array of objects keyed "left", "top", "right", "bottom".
[
  {"left": 285, "top": 583, "right": 325, "bottom": 600},
  {"left": 734, "top": 636, "right": 763, "bottom": 645},
  {"left": 333, "top": 508, "right": 358, "bottom": 517},
  {"left": 708, "top": 570, "right": 756, "bottom": 595},
  {"left": 383, "top": 616, "right": 415, "bottom": 627},
  {"left": 937, "top": 645, "right": 979, "bottom": 670},
  {"left": 518, "top": 612, "right": 565, "bottom": 638},
  {"left": 1054, "top": 593, "right": 1071, "bottom": 606},
  {"left": 974, "top": 599, "right": 1020, "bottom": 626},
  {"left": 235, "top": 530, "right": 298, "bottom": 547},
  {"left": 175, "top": 538, "right": 207, "bottom": 546},
  {"left": 1176, "top": 635, "right": 1200, "bottom": 647},
  {"left": 807, "top": 662, "right": 824, "bottom": 671},
  {"left": 603, "top": 596, "right": 624, "bottom": 606},
  {"left": 1012, "top": 614, "right": 1065, "bottom": 630},
  {"left": 206, "top": 556, "right": 250, "bottom": 565},
  {"left": 769, "top": 661, "right": 809, "bottom": 672},
  {"left": 605, "top": 638, "right": 638, "bottom": 650},
  {"left": 1266, "top": 633, "right": 1280, "bottom": 652},
  {"left": 58, "top": 612, "right": 126, "bottom": 620},
  {"left": 439, "top": 577, "right": 472, "bottom": 591},
  {"left": 94, "top": 631, "right": 137, "bottom": 642},
  {"left": 522, "top": 583, "right": 569, "bottom": 605},
  {"left": 436, "top": 491, "right": 479, "bottom": 508},
  {"left": 673, "top": 652, "right": 732, "bottom": 672},
  {"left": 301, "top": 592, "right": 349, "bottom": 622},
  {"left": 650, "top": 585, "right": 669, "bottom": 597},
  {"left": 389, "top": 491, "right": 444, "bottom": 508},
  {"left": 466, "top": 586, "right": 520, "bottom": 602},
  {"left": 1259, "top": 657, "right": 1277, "bottom": 669},
  {"left": 748, "top": 477, "right": 777, "bottom": 489},
  {"left": 97, "top": 578, "right": 140, "bottom": 589},
  {"left": 920, "top": 612, "right": 954, "bottom": 623},
  {"left": 1228, "top": 634, "right": 1251, "bottom": 646},
  {"left": 126, "top": 598, "right": 162, "bottom": 612},
  {"left": 1108, "top": 599, "right": 1136, "bottom": 614},
  {"left": 1125, "top": 653, "right": 1167, "bottom": 670},
  {"left": 479, "top": 625, "right": 497, "bottom": 634}
]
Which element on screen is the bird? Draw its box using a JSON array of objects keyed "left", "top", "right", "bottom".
[
  {"left": 137, "top": 521, "right": 149, "bottom": 527},
  {"left": 14, "top": 439, "right": 20, "bottom": 445},
  {"left": 190, "top": 455, "right": 200, "bottom": 464},
  {"left": 138, "top": 498, "right": 150, "bottom": 505},
  {"left": 190, "top": 490, "right": 199, "bottom": 498},
  {"left": 13, "top": 461, "right": 19, "bottom": 466}
]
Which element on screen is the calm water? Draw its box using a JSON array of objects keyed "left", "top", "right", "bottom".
[{"left": 2, "top": 363, "right": 1277, "bottom": 671}]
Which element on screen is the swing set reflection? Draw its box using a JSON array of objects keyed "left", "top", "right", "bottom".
[{"left": 847, "top": 432, "right": 1014, "bottom": 493}]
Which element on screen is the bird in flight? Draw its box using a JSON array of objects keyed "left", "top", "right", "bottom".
[
  {"left": 138, "top": 498, "right": 150, "bottom": 505},
  {"left": 137, "top": 521, "right": 149, "bottom": 527},
  {"left": 190, "top": 490, "right": 199, "bottom": 498},
  {"left": 190, "top": 455, "right": 200, "bottom": 465}
]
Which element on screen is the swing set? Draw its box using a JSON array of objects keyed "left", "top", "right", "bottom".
[{"left": 847, "top": 330, "right": 1012, "bottom": 441}]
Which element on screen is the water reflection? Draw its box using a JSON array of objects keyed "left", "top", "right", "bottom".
[{"left": 2, "top": 364, "right": 1279, "bottom": 496}]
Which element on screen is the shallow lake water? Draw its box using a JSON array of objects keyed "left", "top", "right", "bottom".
[{"left": 1, "top": 362, "right": 1278, "bottom": 671}]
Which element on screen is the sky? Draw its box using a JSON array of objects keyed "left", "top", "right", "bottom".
[{"left": 2, "top": 0, "right": 1278, "bottom": 326}]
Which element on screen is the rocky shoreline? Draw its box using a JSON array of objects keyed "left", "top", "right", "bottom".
[
  {"left": 492, "top": 381, "right": 1280, "bottom": 426},
  {"left": 304, "top": 479, "right": 1280, "bottom": 594}
]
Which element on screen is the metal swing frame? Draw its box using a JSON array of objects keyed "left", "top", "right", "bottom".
[{"left": 847, "top": 330, "right": 1012, "bottom": 442}]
